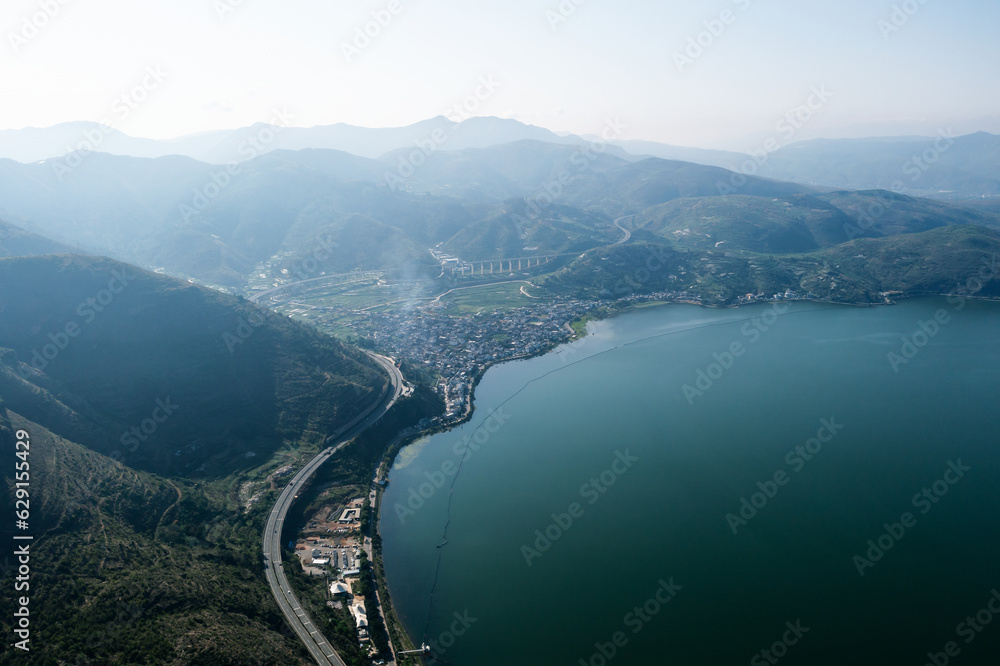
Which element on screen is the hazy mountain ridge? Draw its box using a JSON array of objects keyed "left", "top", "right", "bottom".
[
  {"left": 0, "top": 116, "right": 638, "bottom": 165},
  {"left": 762, "top": 131, "right": 1000, "bottom": 199},
  {"left": 3, "top": 118, "right": 996, "bottom": 202},
  {"left": 0, "top": 133, "right": 997, "bottom": 301},
  {"left": 0, "top": 218, "right": 75, "bottom": 256}
]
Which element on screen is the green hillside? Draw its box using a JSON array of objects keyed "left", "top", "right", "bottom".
[
  {"left": 816, "top": 190, "right": 1000, "bottom": 236},
  {"left": 441, "top": 199, "right": 615, "bottom": 260},
  {"left": 634, "top": 190, "right": 1000, "bottom": 256},
  {"left": 0, "top": 254, "right": 394, "bottom": 664},
  {"left": 275, "top": 205, "right": 436, "bottom": 276},
  {"left": 636, "top": 194, "right": 855, "bottom": 253},
  {"left": 0, "top": 409, "right": 318, "bottom": 665},
  {"left": 0, "top": 255, "right": 386, "bottom": 477},
  {"left": 542, "top": 225, "right": 1000, "bottom": 305},
  {"left": 798, "top": 224, "right": 1000, "bottom": 300}
]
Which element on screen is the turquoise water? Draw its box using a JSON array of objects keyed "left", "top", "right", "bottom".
[{"left": 381, "top": 300, "right": 1000, "bottom": 665}]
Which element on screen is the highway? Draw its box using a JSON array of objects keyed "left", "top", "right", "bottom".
[
  {"left": 248, "top": 270, "right": 385, "bottom": 303},
  {"left": 263, "top": 352, "right": 405, "bottom": 666},
  {"left": 613, "top": 215, "right": 636, "bottom": 244}
]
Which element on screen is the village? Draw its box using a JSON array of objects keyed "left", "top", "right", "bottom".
[{"left": 290, "top": 496, "right": 383, "bottom": 657}]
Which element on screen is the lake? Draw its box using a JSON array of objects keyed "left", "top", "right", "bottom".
[{"left": 380, "top": 299, "right": 1000, "bottom": 665}]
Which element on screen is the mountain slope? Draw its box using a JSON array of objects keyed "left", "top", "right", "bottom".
[
  {"left": 0, "top": 254, "right": 387, "bottom": 477},
  {"left": 390, "top": 140, "right": 812, "bottom": 214},
  {"left": 610, "top": 138, "right": 749, "bottom": 171},
  {"left": 542, "top": 225, "right": 1000, "bottom": 304},
  {"left": 441, "top": 199, "right": 615, "bottom": 260},
  {"left": 636, "top": 194, "right": 854, "bottom": 253},
  {"left": 763, "top": 132, "right": 1000, "bottom": 199},
  {"left": 0, "top": 407, "right": 316, "bottom": 664},
  {"left": 0, "top": 219, "right": 75, "bottom": 257},
  {"left": 0, "top": 254, "right": 393, "bottom": 664},
  {"left": 633, "top": 190, "right": 1000, "bottom": 254},
  {"left": 0, "top": 152, "right": 480, "bottom": 286}
]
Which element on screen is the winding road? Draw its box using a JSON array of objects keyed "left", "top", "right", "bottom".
[
  {"left": 614, "top": 215, "right": 636, "bottom": 244},
  {"left": 263, "top": 352, "right": 405, "bottom": 666}
]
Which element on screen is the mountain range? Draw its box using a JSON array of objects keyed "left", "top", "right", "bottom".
[
  {"left": 1, "top": 133, "right": 998, "bottom": 297},
  {"left": 2, "top": 117, "right": 997, "bottom": 201}
]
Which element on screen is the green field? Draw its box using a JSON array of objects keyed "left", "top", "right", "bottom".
[
  {"left": 273, "top": 277, "right": 559, "bottom": 324},
  {"left": 437, "top": 281, "right": 550, "bottom": 315}
]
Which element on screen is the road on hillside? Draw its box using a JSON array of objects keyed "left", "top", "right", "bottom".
[
  {"left": 263, "top": 352, "right": 404, "bottom": 666},
  {"left": 614, "top": 215, "right": 635, "bottom": 244}
]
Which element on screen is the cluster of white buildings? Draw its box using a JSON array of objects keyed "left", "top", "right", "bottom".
[{"left": 330, "top": 580, "right": 370, "bottom": 646}]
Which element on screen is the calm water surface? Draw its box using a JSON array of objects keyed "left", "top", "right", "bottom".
[{"left": 381, "top": 300, "right": 1000, "bottom": 665}]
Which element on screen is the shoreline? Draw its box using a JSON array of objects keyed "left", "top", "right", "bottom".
[{"left": 370, "top": 290, "right": 1000, "bottom": 659}]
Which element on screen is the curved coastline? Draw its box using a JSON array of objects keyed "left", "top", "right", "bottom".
[{"left": 370, "top": 291, "right": 1000, "bottom": 658}]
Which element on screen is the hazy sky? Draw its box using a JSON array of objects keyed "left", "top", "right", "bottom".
[{"left": 2, "top": 0, "right": 997, "bottom": 150}]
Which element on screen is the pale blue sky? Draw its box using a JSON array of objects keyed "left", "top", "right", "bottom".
[{"left": 2, "top": 0, "right": 997, "bottom": 149}]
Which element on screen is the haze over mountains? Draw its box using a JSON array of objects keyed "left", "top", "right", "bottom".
[
  {"left": 3, "top": 116, "right": 998, "bottom": 200},
  {"left": 0, "top": 116, "right": 640, "bottom": 165},
  {"left": 760, "top": 131, "right": 1000, "bottom": 199},
  {"left": 0, "top": 118, "right": 998, "bottom": 303}
]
